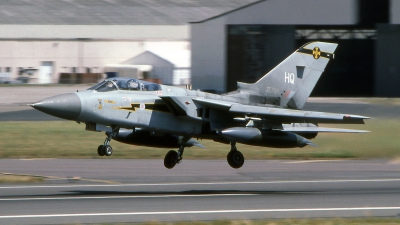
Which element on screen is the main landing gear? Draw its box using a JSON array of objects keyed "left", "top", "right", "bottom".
[
  {"left": 227, "top": 141, "right": 244, "bottom": 169},
  {"left": 97, "top": 126, "right": 120, "bottom": 157},
  {"left": 163, "top": 138, "right": 245, "bottom": 169},
  {"left": 164, "top": 136, "right": 190, "bottom": 169}
]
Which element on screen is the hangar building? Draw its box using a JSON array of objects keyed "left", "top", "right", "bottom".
[
  {"left": 1, "top": 1, "right": 400, "bottom": 97},
  {"left": 0, "top": 0, "right": 255, "bottom": 85},
  {"left": 191, "top": 0, "right": 400, "bottom": 97}
]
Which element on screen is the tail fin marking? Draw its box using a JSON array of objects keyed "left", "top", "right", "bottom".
[{"left": 238, "top": 41, "right": 338, "bottom": 110}]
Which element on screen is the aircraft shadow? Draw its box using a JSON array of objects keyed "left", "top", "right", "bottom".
[
  {"left": 4, "top": 188, "right": 400, "bottom": 198},
  {"left": 64, "top": 188, "right": 400, "bottom": 197},
  {"left": 66, "top": 189, "right": 311, "bottom": 196}
]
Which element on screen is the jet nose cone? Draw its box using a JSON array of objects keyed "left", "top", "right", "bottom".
[{"left": 30, "top": 93, "right": 81, "bottom": 120}]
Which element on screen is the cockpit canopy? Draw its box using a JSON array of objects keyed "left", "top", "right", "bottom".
[{"left": 88, "top": 77, "right": 162, "bottom": 92}]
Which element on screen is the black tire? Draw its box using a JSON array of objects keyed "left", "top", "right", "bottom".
[
  {"left": 97, "top": 145, "right": 105, "bottom": 156},
  {"left": 227, "top": 150, "right": 244, "bottom": 169},
  {"left": 227, "top": 151, "right": 233, "bottom": 165},
  {"left": 164, "top": 150, "right": 178, "bottom": 169},
  {"left": 104, "top": 145, "right": 113, "bottom": 156}
]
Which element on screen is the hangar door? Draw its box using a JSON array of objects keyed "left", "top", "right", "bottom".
[
  {"left": 227, "top": 25, "right": 295, "bottom": 92},
  {"left": 296, "top": 28, "right": 375, "bottom": 97},
  {"left": 227, "top": 25, "right": 375, "bottom": 97},
  {"left": 39, "top": 61, "right": 53, "bottom": 84}
]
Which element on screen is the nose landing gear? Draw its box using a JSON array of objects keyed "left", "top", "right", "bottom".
[
  {"left": 164, "top": 136, "right": 190, "bottom": 169},
  {"left": 97, "top": 145, "right": 113, "bottom": 156},
  {"left": 97, "top": 126, "right": 120, "bottom": 157}
]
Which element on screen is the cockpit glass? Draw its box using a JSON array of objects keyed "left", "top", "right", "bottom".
[
  {"left": 126, "top": 79, "right": 140, "bottom": 91},
  {"left": 128, "top": 80, "right": 139, "bottom": 90},
  {"left": 142, "top": 82, "right": 162, "bottom": 91},
  {"left": 113, "top": 79, "right": 126, "bottom": 90},
  {"left": 95, "top": 80, "right": 117, "bottom": 92},
  {"left": 87, "top": 81, "right": 105, "bottom": 90},
  {"left": 112, "top": 78, "right": 140, "bottom": 91},
  {"left": 88, "top": 77, "right": 162, "bottom": 92}
]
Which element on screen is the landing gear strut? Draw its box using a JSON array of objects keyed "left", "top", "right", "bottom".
[
  {"left": 164, "top": 136, "right": 190, "bottom": 169},
  {"left": 97, "top": 126, "right": 120, "bottom": 157},
  {"left": 227, "top": 141, "right": 244, "bottom": 169}
]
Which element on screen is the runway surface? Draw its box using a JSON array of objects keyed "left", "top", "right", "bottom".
[
  {"left": 1, "top": 159, "right": 400, "bottom": 224},
  {"left": 1, "top": 87, "right": 400, "bottom": 224}
]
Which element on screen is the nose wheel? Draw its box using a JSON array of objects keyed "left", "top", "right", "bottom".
[
  {"left": 163, "top": 136, "right": 190, "bottom": 169},
  {"left": 97, "top": 145, "right": 113, "bottom": 156},
  {"left": 97, "top": 126, "right": 119, "bottom": 157},
  {"left": 97, "top": 145, "right": 105, "bottom": 156}
]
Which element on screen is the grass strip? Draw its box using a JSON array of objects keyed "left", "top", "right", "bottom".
[
  {"left": 0, "top": 119, "right": 398, "bottom": 159},
  {"left": 0, "top": 174, "right": 43, "bottom": 183}
]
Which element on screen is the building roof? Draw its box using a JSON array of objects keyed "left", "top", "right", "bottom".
[
  {"left": 123, "top": 51, "right": 174, "bottom": 67},
  {"left": 0, "top": 0, "right": 258, "bottom": 25}
]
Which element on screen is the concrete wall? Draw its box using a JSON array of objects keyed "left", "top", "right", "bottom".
[
  {"left": 0, "top": 40, "right": 188, "bottom": 84},
  {"left": 0, "top": 23, "right": 190, "bottom": 84},
  {"left": 222, "top": 0, "right": 358, "bottom": 25},
  {"left": 191, "top": 18, "right": 227, "bottom": 92}
]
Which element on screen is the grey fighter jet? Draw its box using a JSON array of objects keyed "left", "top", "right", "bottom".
[{"left": 31, "top": 42, "right": 369, "bottom": 169}]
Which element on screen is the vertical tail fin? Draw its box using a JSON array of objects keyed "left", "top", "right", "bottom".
[{"left": 238, "top": 42, "right": 338, "bottom": 109}]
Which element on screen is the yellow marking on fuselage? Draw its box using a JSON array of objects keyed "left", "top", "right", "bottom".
[{"left": 112, "top": 102, "right": 171, "bottom": 114}]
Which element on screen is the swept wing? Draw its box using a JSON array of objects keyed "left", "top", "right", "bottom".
[{"left": 192, "top": 97, "right": 369, "bottom": 125}]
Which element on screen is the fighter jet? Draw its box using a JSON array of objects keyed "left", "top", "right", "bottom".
[{"left": 31, "top": 42, "right": 369, "bottom": 169}]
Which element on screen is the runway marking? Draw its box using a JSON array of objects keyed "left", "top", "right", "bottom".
[
  {"left": 284, "top": 160, "right": 346, "bottom": 164},
  {"left": 0, "top": 193, "right": 257, "bottom": 201},
  {"left": 0, "top": 172, "right": 120, "bottom": 184},
  {"left": 18, "top": 158, "right": 55, "bottom": 161},
  {"left": 1, "top": 206, "right": 400, "bottom": 219},
  {"left": 1, "top": 178, "right": 400, "bottom": 189}
]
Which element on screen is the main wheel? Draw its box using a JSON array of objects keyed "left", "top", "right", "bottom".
[
  {"left": 164, "top": 150, "right": 178, "bottom": 169},
  {"left": 227, "top": 150, "right": 244, "bottom": 169},
  {"left": 104, "top": 145, "right": 113, "bottom": 156},
  {"left": 227, "top": 151, "right": 233, "bottom": 165},
  {"left": 97, "top": 145, "right": 105, "bottom": 156}
]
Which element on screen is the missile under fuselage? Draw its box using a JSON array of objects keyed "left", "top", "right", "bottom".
[{"left": 220, "top": 127, "right": 316, "bottom": 148}]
